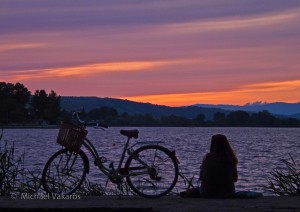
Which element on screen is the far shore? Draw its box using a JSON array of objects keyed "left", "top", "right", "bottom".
[
  {"left": 2, "top": 125, "right": 59, "bottom": 129},
  {"left": 2, "top": 125, "right": 300, "bottom": 129},
  {"left": 3, "top": 125, "right": 59, "bottom": 129}
]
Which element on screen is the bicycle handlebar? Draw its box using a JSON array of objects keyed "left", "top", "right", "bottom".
[
  {"left": 72, "top": 112, "right": 108, "bottom": 128},
  {"left": 72, "top": 112, "right": 85, "bottom": 125}
]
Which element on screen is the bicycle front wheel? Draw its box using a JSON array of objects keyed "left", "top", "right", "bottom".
[
  {"left": 42, "top": 148, "right": 88, "bottom": 195},
  {"left": 125, "top": 145, "right": 179, "bottom": 198}
]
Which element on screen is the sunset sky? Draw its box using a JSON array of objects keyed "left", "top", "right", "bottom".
[{"left": 1, "top": 0, "right": 300, "bottom": 106}]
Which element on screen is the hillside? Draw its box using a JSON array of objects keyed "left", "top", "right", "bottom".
[
  {"left": 60, "top": 97, "right": 300, "bottom": 121},
  {"left": 194, "top": 102, "right": 300, "bottom": 118},
  {"left": 60, "top": 96, "right": 229, "bottom": 120}
]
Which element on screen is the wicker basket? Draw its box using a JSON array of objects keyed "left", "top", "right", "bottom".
[{"left": 56, "top": 121, "right": 88, "bottom": 152}]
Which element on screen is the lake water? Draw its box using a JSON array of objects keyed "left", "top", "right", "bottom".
[{"left": 1, "top": 127, "right": 300, "bottom": 196}]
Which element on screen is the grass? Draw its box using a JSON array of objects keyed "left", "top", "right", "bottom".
[
  {"left": 264, "top": 154, "right": 300, "bottom": 196},
  {"left": 0, "top": 141, "right": 25, "bottom": 196}
]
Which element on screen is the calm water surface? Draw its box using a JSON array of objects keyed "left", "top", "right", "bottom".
[{"left": 2, "top": 127, "right": 300, "bottom": 195}]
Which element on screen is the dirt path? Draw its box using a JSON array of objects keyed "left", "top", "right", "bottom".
[{"left": 1, "top": 195, "right": 300, "bottom": 211}]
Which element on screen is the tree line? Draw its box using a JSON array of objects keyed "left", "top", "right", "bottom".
[
  {"left": 1, "top": 82, "right": 299, "bottom": 127},
  {"left": 0, "top": 82, "right": 60, "bottom": 125},
  {"left": 71, "top": 106, "right": 300, "bottom": 127}
]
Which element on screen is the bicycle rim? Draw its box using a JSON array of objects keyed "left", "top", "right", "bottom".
[
  {"left": 42, "top": 148, "right": 87, "bottom": 195},
  {"left": 125, "top": 145, "right": 179, "bottom": 198}
]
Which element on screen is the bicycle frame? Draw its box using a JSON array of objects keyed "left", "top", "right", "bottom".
[
  {"left": 71, "top": 111, "right": 156, "bottom": 179},
  {"left": 42, "top": 112, "right": 179, "bottom": 198},
  {"left": 81, "top": 135, "right": 151, "bottom": 180}
]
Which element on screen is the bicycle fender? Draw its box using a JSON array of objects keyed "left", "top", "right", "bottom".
[{"left": 79, "top": 150, "right": 90, "bottom": 174}]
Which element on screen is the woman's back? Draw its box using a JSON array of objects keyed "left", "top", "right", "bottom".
[
  {"left": 200, "top": 134, "right": 238, "bottom": 198},
  {"left": 200, "top": 153, "right": 237, "bottom": 198}
]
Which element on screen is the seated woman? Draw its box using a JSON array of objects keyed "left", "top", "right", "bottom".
[{"left": 199, "top": 134, "right": 238, "bottom": 198}]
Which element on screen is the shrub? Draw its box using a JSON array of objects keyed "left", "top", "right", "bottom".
[
  {"left": 0, "top": 141, "right": 25, "bottom": 196},
  {"left": 264, "top": 155, "right": 300, "bottom": 196}
]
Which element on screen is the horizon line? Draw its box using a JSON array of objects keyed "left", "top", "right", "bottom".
[{"left": 60, "top": 95, "right": 300, "bottom": 107}]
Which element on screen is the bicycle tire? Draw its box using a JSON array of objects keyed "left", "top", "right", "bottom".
[
  {"left": 125, "top": 145, "right": 179, "bottom": 198},
  {"left": 42, "top": 148, "right": 88, "bottom": 195}
]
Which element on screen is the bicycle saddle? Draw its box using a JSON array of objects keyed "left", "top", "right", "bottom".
[{"left": 120, "top": 129, "right": 139, "bottom": 139}]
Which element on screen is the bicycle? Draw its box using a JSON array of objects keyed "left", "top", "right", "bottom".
[{"left": 41, "top": 112, "right": 179, "bottom": 198}]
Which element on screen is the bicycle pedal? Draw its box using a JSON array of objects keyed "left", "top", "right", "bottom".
[
  {"left": 151, "top": 175, "right": 162, "bottom": 181},
  {"left": 100, "top": 156, "right": 107, "bottom": 163},
  {"left": 94, "top": 157, "right": 107, "bottom": 166},
  {"left": 156, "top": 176, "right": 162, "bottom": 181}
]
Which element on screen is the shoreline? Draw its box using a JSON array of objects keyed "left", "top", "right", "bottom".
[
  {"left": 2, "top": 125, "right": 59, "bottom": 129},
  {"left": 2, "top": 124, "right": 300, "bottom": 129},
  {"left": 1, "top": 196, "right": 300, "bottom": 211}
]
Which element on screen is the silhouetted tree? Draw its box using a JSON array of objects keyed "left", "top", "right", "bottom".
[
  {"left": 87, "top": 106, "right": 118, "bottom": 124},
  {"left": 125, "top": 114, "right": 158, "bottom": 126},
  {"left": 226, "top": 110, "right": 250, "bottom": 126},
  {"left": 0, "top": 82, "right": 31, "bottom": 123},
  {"left": 80, "top": 107, "right": 86, "bottom": 116},
  {"left": 213, "top": 112, "right": 226, "bottom": 126},
  {"left": 250, "top": 110, "right": 275, "bottom": 127},
  {"left": 44, "top": 90, "right": 61, "bottom": 124},
  {"left": 195, "top": 114, "right": 206, "bottom": 126},
  {"left": 283, "top": 118, "right": 300, "bottom": 127},
  {"left": 31, "top": 90, "right": 48, "bottom": 118},
  {"left": 160, "top": 115, "right": 192, "bottom": 127},
  {"left": 62, "top": 106, "right": 299, "bottom": 127},
  {"left": 31, "top": 89, "right": 61, "bottom": 124}
]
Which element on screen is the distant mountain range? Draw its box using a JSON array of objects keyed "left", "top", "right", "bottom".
[
  {"left": 60, "top": 97, "right": 300, "bottom": 120},
  {"left": 194, "top": 102, "right": 300, "bottom": 119},
  {"left": 60, "top": 96, "right": 229, "bottom": 120}
]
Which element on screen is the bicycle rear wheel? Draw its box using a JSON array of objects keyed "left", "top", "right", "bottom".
[
  {"left": 125, "top": 145, "right": 179, "bottom": 198},
  {"left": 42, "top": 148, "right": 88, "bottom": 195}
]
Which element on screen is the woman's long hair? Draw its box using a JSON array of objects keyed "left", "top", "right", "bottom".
[{"left": 210, "top": 134, "right": 238, "bottom": 164}]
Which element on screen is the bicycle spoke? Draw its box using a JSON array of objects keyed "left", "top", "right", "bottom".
[
  {"left": 42, "top": 149, "right": 87, "bottom": 195},
  {"left": 125, "top": 145, "right": 178, "bottom": 198}
]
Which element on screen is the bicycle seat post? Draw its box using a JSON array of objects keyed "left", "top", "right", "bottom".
[{"left": 117, "top": 130, "right": 139, "bottom": 172}]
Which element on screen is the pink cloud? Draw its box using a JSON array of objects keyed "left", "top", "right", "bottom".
[{"left": 1, "top": 1, "right": 300, "bottom": 105}]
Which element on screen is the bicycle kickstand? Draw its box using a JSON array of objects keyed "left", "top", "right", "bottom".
[{"left": 118, "top": 183, "right": 122, "bottom": 199}]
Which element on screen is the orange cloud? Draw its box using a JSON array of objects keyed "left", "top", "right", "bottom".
[
  {"left": 242, "top": 80, "right": 300, "bottom": 92},
  {"left": 3, "top": 60, "right": 185, "bottom": 81},
  {"left": 121, "top": 80, "right": 300, "bottom": 106}
]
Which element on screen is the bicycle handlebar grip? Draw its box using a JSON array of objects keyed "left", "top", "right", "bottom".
[{"left": 72, "top": 111, "right": 85, "bottom": 125}]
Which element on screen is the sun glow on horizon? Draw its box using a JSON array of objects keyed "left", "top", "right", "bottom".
[{"left": 120, "top": 80, "right": 300, "bottom": 106}]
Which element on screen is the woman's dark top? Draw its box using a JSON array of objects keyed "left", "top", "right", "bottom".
[{"left": 200, "top": 153, "right": 238, "bottom": 198}]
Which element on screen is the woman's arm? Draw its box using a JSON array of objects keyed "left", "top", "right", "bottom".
[
  {"left": 199, "top": 154, "right": 208, "bottom": 180},
  {"left": 233, "top": 164, "right": 238, "bottom": 182}
]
